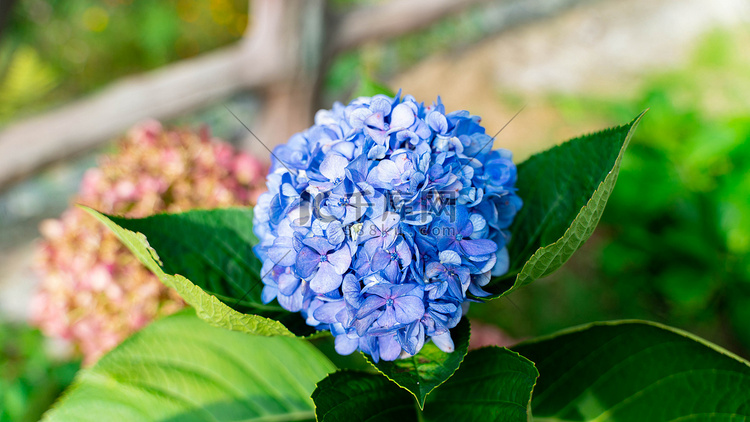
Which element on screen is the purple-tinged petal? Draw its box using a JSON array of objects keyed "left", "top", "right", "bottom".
[
  {"left": 426, "top": 280, "right": 448, "bottom": 300},
  {"left": 302, "top": 236, "right": 334, "bottom": 255},
  {"left": 309, "top": 262, "right": 343, "bottom": 293},
  {"left": 326, "top": 221, "right": 346, "bottom": 245},
  {"left": 277, "top": 272, "right": 300, "bottom": 296},
  {"left": 439, "top": 250, "right": 462, "bottom": 266},
  {"left": 429, "top": 301, "right": 459, "bottom": 315},
  {"left": 427, "top": 111, "right": 448, "bottom": 134},
  {"left": 319, "top": 153, "right": 349, "bottom": 182},
  {"left": 382, "top": 262, "right": 400, "bottom": 283},
  {"left": 371, "top": 249, "right": 391, "bottom": 271},
  {"left": 397, "top": 322, "right": 424, "bottom": 356},
  {"left": 268, "top": 237, "right": 297, "bottom": 267},
  {"left": 379, "top": 334, "right": 402, "bottom": 361},
  {"left": 395, "top": 238, "right": 412, "bottom": 266},
  {"left": 378, "top": 306, "right": 397, "bottom": 328},
  {"left": 389, "top": 103, "right": 415, "bottom": 130},
  {"left": 425, "top": 261, "right": 444, "bottom": 279},
  {"left": 393, "top": 296, "right": 425, "bottom": 324},
  {"left": 342, "top": 274, "right": 362, "bottom": 307},
  {"left": 460, "top": 239, "right": 498, "bottom": 257},
  {"left": 278, "top": 288, "right": 304, "bottom": 312},
  {"left": 357, "top": 295, "right": 387, "bottom": 318},
  {"left": 492, "top": 246, "right": 510, "bottom": 276},
  {"left": 390, "top": 283, "right": 419, "bottom": 298},
  {"left": 362, "top": 283, "right": 392, "bottom": 298},
  {"left": 261, "top": 285, "right": 277, "bottom": 304},
  {"left": 355, "top": 310, "right": 381, "bottom": 336},
  {"left": 335, "top": 334, "right": 359, "bottom": 355},
  {"left": 313, "top": 300, "right": 346, "bottom": 324},
  {"left": 327, "top": 244, "right": 352, "bottom": 274},
  {"left": 431, "top": 331, "right": 455, "bottom": 353},
  {"left": 295, "top": 247, "right": 319, "bottom": 278}
]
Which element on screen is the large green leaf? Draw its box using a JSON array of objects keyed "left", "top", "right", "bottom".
[
  {"left": 312, "top": 371, "right": 419, "bottom": 422},
  {"left": 366, "top": 318, "right": 471, "bottom": 409},
  {"left": 42, "top": 310, "right": 336, "bottom": 422},
  {"left": 513, "top": 321, "right": 750, "bottom": 421},
  {"left": 487, "top": 112, "right": 646, "bottom": 298},
  {"left": 83, "top": 206, "right": 309, "bottom": 337},
  {"left": 422, "top": 347, "right": 538, "bottom": 422},
  {"left": 313, "top": 347, "right": 538, "bottom": 421}
]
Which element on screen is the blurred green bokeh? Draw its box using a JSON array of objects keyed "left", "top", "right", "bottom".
[
  {"left": 1, "top": 0, "right": 749, "bottom": 417},
  {"left": 0, "top": 0, "right": 248, "bottom": 125},
  {"left": 470, "top": 29, "right": 750, "bottom": 356},
  {"left": 0, "top": 322, "right": 80, "bottom": 422}
]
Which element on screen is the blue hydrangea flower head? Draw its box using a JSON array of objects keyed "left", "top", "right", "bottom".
[{"left": 253, "top": 92, "right": 521, "bottom": 362}]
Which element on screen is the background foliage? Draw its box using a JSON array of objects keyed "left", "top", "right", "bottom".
[
  {"left": 1, "top": 1, "right": 749, "bottom": 419},
  {"left": 470, "top": 29, "right": 750, "bottom": 357}
]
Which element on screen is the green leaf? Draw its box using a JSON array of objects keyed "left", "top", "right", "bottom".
[
  {"left": 353, "top": 74, "right": 396, "bottom": 98},
  {"left": 422, "top": 347, "right": 538, "bottom": 422},
  {"left": 82, "top": 206, "right": 309, "bottom": 337},
  {"left": 487, "top": 111, "right": 647, "bottom": 298},
  {"left": 42, "top": 310, "right": 336, "bottom": 422},
  {"left": 313, "top": 347, "right": 538, "bottom": 422},
  {"left": 513, "top": 321, "right": 750, "bottom": 421},
  {"left": 366, "top": 318, "right": 471, "bottom": 409},
  {"left": 312, "top": 371, "right": 420, "bottom": 422}
]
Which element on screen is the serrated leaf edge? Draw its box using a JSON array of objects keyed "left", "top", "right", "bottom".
[
  {"left": 495, "top": 111, "right": 647, "bottom": 299},
  {"left": 79, "top": 205, "right": 299, "bottom": 338}
]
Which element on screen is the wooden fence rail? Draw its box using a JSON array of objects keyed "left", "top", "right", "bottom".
[{"left": 0, "top": 0, "right": 591, "bottom": 190}]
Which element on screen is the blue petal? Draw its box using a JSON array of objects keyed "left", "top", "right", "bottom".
[
  {"left": 370, "top": 97, "right": 392, "bottom": 116},
  {"left": 378, "top": 306, "right": 397, "bottom": 328},
  {"left": 439, "top": 250, "right": 462, "bottom": 266},
  {"left": 261, "top": 285, "right": 277, "bottom": 304},
  {"left": 268, "top": 237, "right": 297, "bottom": 267},
  {"left": 309, "top": 262, "right": 343, "bottom": 293},
  {"left": 371, "top": 249, "right": 391, "bottom": 271},
  {"left": 278, "top": 288, "right": 304, "bottom": 312},
  {"left": 295, "top": 247, "right": 319, "bottom": 278},
  {"left": 335, "top": 334, "right": 359, "bottom": 356},
  {"left": 313, "top": 299, "right": 346, "bottom": 324},
  {"left": 379, "top": 333, "right": 402, "bottom": 361},
  {"left": 327, "top": 244, "right": 352, "bottom": 274},
  {"left": 431, "top": 331, "right": 455, "bottom": 353},
  {"left": 389, "top": 103, "right": 415, "bottom": 131},
  {"left": 355, "top": 310, "right": 381, "bottom": 336},
  {"left": 492, "top": 246, "right": 510, "bottom": 276},
  {"left": 277, "top": 272, "right": 300, "bottom": 296},
  {"left": 342, "top": 274, "right": 362, "bottom": 307},
  {"left": 460, "top": 239, "right": 498, "bottom": 257},
  {"left": 394, "top": 295, "right": 425, "bottom": 324},
  {"left": 319, "top": 153, "right": 349, "bottom": 182},
  {"left": 427, "top": 111, "right": 448, "bottom": 134},
  {"left": 302, "top": 236, "right": 334, "bottom": 255},
  {"left": 357, "top": 295, "right": 387, "bottom": 318}
]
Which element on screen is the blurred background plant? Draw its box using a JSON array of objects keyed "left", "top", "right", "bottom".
[
  {"left": 31, "top": 121, "right": 266, "bottom": 365},
  {"left": 0, "top": 0, "right": 249, "bottom": 125},
  {"left": 469, "top": 28, "right": 750, "bottom": 354},
  {"left": 0, "top": 0, "right": 749, "bottom": 418},
  {"left": 0, "top": 321, "right": 78, "bottom": 422}
]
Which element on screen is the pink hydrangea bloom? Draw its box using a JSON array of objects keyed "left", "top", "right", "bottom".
[{"left": 31, "top": 121, "right": 267, "bottom": 365}]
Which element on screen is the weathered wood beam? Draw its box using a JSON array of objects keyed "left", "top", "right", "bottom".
[
  {"left": 330, "top": 0, "right": 487, "bottom": 53},
  {"left": 0, "top": 0, "right": 590, "bottom": 189}
]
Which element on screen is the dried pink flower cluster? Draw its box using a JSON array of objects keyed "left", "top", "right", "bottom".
[{"left": 31, "top": 121, "right": 267, "bottom": 364}]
